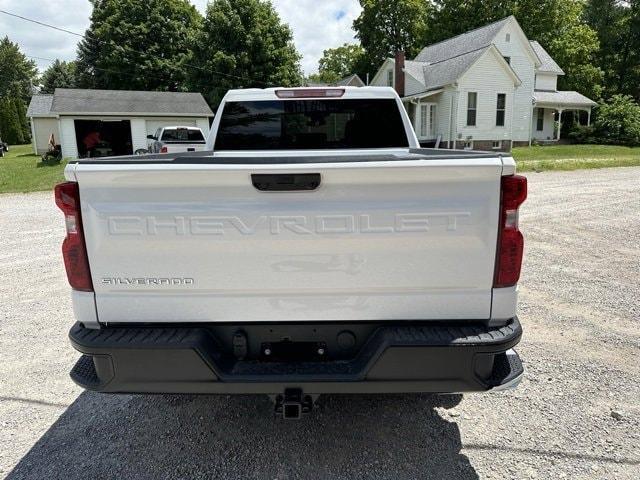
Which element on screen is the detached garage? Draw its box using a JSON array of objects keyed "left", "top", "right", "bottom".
[{"left": 27, "top": 88, "right": 213, "bottom": 158}]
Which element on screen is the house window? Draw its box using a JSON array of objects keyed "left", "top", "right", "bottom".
[
  {"left": 419, "top": 104, "right": 437, "bottom": 138},
  {"left": 387, "top": 70, "right": 394, "bottom": 87},
  {"left": 429, "top": 104, "right": 436, "bottom": 137},
  {"left": 420, "top": 104, "right": 428, "bottom": 137},
  {"left": 537, "top": 108, "right": 544, "bottom": 131},
  {"left": 505, "top": 33, "right": 511, "bottom": 42},
  {"left": 466, "top": 92, "right": 477, "bottom": 126},
  {"left": 492, "top": 140, "right": 502, "bottom": 149},
  {"left": 503, "top": 56, "right": 511, "bottom": 65},
  {"left": 496, "top": 93, "right": 506, "bottom": 127}
]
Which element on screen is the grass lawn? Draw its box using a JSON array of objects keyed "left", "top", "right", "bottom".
[
  {"left": 0, "top": 144, "right": 67, "bottom": 194},
  {"left": 1, "top": 143, "right": 639, "bottom": 194},
  {"left": 512, "top": 144, "right": 640, "bottom": 172}
]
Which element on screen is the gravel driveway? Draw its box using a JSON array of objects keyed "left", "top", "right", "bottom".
[{"left": 1, "top": 167, "right": 639, "bottom": 479}]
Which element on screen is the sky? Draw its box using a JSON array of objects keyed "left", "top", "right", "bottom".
[{"left": 0, "top": 0, "right": 361, "bottom": 76}]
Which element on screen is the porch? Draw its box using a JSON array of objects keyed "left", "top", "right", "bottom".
[
  {"left": 532, "top": 90, "right": 597, "bottom": 143},
  {"left": 401, "top": 90, "right": 443, "bottom": 145}
]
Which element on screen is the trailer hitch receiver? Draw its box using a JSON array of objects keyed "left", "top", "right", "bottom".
[{"left": 275, "top": 388, "right": 313, "bottom": 420}]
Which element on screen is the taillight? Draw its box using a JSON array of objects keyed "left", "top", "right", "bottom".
[
  {"left": 54, "top": 182, "right": 93, "bottom": 291},
  {"left": 160, "top": 146, "right": 168, "bottom": 153},
  {"left": 494, "top": 175, "right": 527, "bottom": 287}
]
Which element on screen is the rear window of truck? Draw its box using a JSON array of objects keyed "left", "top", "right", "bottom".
[
  {"left": 161, "top": 128, "right": 205, "bottom": 142},
  {"left": 214, "top": 99, "right": 409, "bottom": 150}
]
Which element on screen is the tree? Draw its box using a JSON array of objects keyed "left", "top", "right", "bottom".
[
  {"left": 425, "top": 0, "right": 512, "bottom": 44},
  {"left": 594, "top": 94, "right": 640, "bottom": 145},
  {"left": 12, "top": 96, "right": 30, "bottom": 142},
  {"left": 0, "top": 36, "right": 37, "bottom": 99},
  {"left": 631, "top": 0, "right": 640, "bottom": 100},
  {"left": 310, "top": 44, "right": 367, "bottom": 83},
  {"left": 186, "top": 0, "right": 302, "bottom": 107},
  {"left": 75, "top": 26, "right": 101, "bottom": 89},
  {"left": 512, "top": 0, "right": 584, "bottom": 48},
  {"left": 0, "top": 37, "right": 34, "bottom": 144},
  {"left": 75, "top": 0, "right": 202, "bottom": 91},
  {"left": 549, "top": 24, "right": 603, "bottom": 100},
  {"left": 353, "top": 0, "right": 431, "bottom": 78},
  {"left": 0, "top": 97, "right": 25, "bottom": 145},
  {"left": 428, "top": 0, "right": 584, "bottom": 46},
  {"left": 585, "top": 0, "right": 640, "bottom": 101},
  {"left": 427, "top": 0, "right": 603, "bottom": 98},
  {"left": 40, "top": 60, "right": 77, "bottom": 94}
]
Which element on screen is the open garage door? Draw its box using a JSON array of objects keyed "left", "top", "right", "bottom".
[{"left": 74, "top": 120, "right": 133, "bottom": 158}]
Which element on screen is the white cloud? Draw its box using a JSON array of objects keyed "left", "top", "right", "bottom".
[
  {"left": 271, "top": 0, "right": 361, "bottom": 75},
  {"left": 0, "top": 0, "right": 92, "bottom": 71},
  {"left": 0, "top": 0, "right": 361, "bottom": 76},
  {"left": 192, "top": 0, "right": 361, "bottom": 75}
]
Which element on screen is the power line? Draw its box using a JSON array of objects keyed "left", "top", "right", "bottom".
[
  {"left": 27, "top": 55, "right": 61, "bottom": 63},
  {"left": 0, "top": 9, "right": 84, "bottom": 37},
  {"left": 27, "top": 54, "right": 180, "bottom": 84},
  {"left": 0, "top": 8, "right": 271, "bottom": 86},
  {"left": 26, "top": 54, "right": 247, "bottom": 93}
]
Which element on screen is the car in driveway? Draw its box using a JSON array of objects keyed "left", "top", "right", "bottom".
[{"left": 146, "top": 126, "right": 206, "bottom": 154}]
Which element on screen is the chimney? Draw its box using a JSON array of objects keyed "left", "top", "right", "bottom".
[{"left": 394, "top": 50, "right": 405, "bottom": 97}]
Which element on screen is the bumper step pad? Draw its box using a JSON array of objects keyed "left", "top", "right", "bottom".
[
  {"left": 70, "top": 354, "right": 100, "bottom": 388},
  {"left": 69, "top": 318, "right": 523, "bottom": 394},
  {"left": 486, "top": 350, "right": 524, "bottom": 389}
]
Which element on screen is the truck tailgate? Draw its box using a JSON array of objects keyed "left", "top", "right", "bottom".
[
  {"left": 71, "top": 155, "right": 504, "bottom": 323},
  {"left": 164, "top": 143, "right": 207, "bottom": 153}
]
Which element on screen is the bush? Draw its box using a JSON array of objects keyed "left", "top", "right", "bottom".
[
  {"left": 0, "top": 96, "right": 25, "bottom": 145},
  {"left": 594, "top": 95, "right": 640, "bottom": 146},
  {"left": 568, "top": 124, "right": 598, "bottom": 144}
]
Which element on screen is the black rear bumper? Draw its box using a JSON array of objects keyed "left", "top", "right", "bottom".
[{"left": 69, "top": 318, "right": 523, "bottom": 394}]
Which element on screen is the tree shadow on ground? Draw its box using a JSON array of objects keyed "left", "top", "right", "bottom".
[{"left": 7, "top": 392, "right": 478, "bottom": 480}]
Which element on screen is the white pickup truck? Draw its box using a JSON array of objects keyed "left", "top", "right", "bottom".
[
  {"left": 57, "top": 86, "right": 526, "bottom": 418},
  {"left": 146, "top": 125, "right": 207, "bottom": 154}
]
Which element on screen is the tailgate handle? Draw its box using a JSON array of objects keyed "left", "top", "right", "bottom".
[{"left": 252, "top": 173, "right": 320, "bottom": 191}]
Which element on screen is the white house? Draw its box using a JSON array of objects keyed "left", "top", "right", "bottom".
[
  {"left": 370, "top": 16, "right": 597, "bottom": 150},
  {"left": 27, "top": 88, "right": 213, "bottom": 158}
]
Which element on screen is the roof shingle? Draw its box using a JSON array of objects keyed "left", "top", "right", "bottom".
[
  {"left": 414, "top": 17, "right": 512, "bottom": 64},
  {"left": 404, "top": 46, "right": 511, "bottom": 91},
  {"left": 422, "top": 48, "right": 490, "bottom": 90},
  {"left": 534, "top": 90, "right": 596, "bottom": 106},
  {"left": 405, "top": 16, "right": 527, "bottom": 91},
  {"left": 529, "top": 41, "right": 564, "bottom": 74},
  {"left": 334, "top": 74, "right": 365, "bottom": 87},
  {"left": 27, "top": 94, "right": 54, "bottom": 117},
  {"left": 49, "top": 88, "right": 213, "bottom": 115}
]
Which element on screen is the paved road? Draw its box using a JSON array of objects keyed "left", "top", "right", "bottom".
[{"left": 1, "top": 167, "right": 639, "bottom": 479}]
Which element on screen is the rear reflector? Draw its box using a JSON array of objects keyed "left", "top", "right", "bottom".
[
  {"left": 494, "top": 175, "right": 527, "bottom": 288},
  {"left": 54, "top": 182, "right": 93, "bottom": 292},
  {"left": 160, "top": 146, "right": 168, "bottom": 153},
  {"left": 275, "top": 88, "right": 345, "bottom": 98}
]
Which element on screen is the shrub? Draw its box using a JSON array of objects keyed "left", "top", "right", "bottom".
[
  {"left": 568, "top": 124, "right": 598, "bottom": 144},
  {"left": 0, "top": 96, "right": 25, "bottom": 145},
  {"left": 594, "top": 95, "right": 640, "bottom": 146}
]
